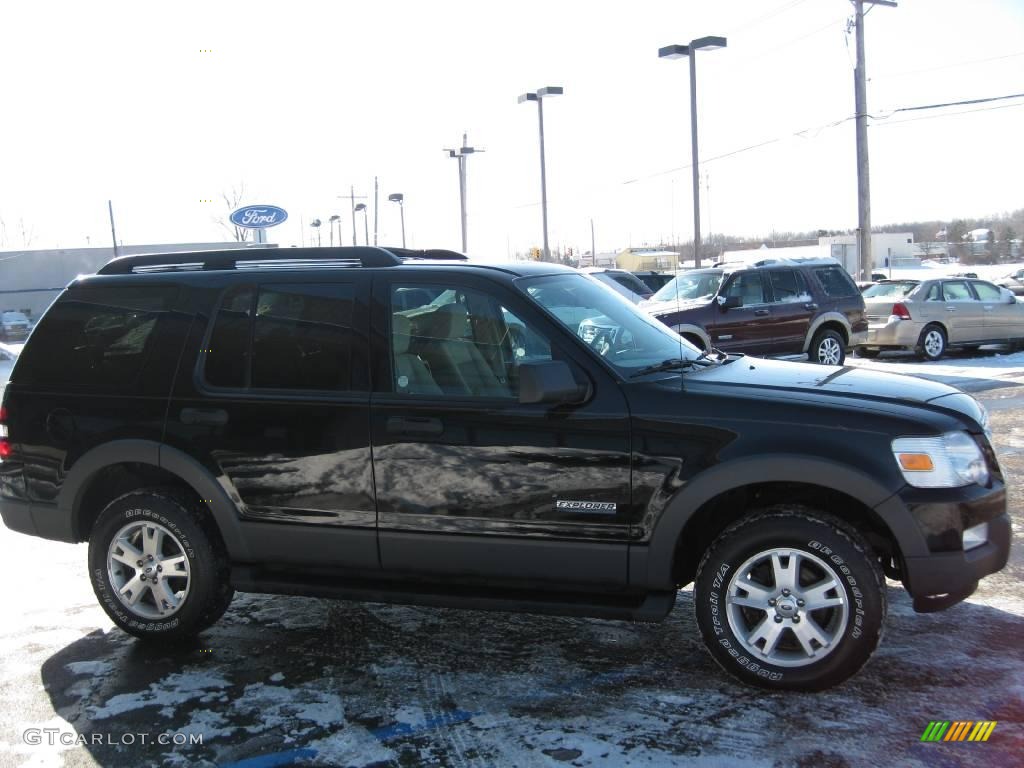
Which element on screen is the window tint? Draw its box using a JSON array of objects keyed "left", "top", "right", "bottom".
[
  {"left": 16, "top": 286, "right": 174, "bottom": 389},
  {"left": 206, "top": 285, "right": 253, "bottom": 388},
  {"left": 768, "top": 270, "right": 809, "bottom": 303},
  {"left": 942, "top": 281, "right": 973, "bottom": 300},
  {"left": 390, "top": 284, "right": 554, "bottom": 398},
  {"left": 814, "top": 266, "right": 858, "bottom": 298},
  {"left": 204, "top": 283, "right": 358, "bottom": 392},
  {"left": 724, "top": 272, "right": 766, "bottom": 304},
  {"left": 973, "top": 281, "right": 1003, "bottom": 301}
]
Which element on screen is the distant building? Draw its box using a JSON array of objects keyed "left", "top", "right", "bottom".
[
  {"left": 0, "top": 241, "right": 276, "bottom": 318},
  {"left": 615, "top": 248, "right": 681, "bottom": 271}
]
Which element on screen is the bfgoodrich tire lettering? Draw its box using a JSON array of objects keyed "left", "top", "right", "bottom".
[
  {"left": 694, "top": 506, "right": 885, "bottom": 691},
  {"left": 88, "top": 488, "right": 234, "bottom": 641}
]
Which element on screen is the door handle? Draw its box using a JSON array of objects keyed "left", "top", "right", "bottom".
[
  {"left": 754, "top": 309, "right": 770, "bottom": 316},
  {"left": 386, "top": 416, "right": 443, "bottom": 436},
  {"left": 180, "top": 408, "right": 229, "bottom": 426},
  {"left": 946, "top": 307, "right": 957, "bottom": 312},
  {"left": 803, "top": 303, "right": 819, "bottom": 311}
]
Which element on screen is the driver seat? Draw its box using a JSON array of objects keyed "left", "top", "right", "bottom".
[{"left": 416, "top": 304, "right": 509, "bottom": 397}]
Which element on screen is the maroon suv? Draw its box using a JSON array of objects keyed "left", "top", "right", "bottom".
[{"left": 639, "top": 260, "right": 868, "bottom": 365}]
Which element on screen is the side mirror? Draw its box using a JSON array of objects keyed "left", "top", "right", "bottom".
[
  {"left": 717, "top": 295, "right": 742, "bottom": 311},
  {"left": 1003, "top": 288, "right": 1017, "bottom": 304},
  {"left": 519, "top": 361, "right": 586, "bottom": 405}
]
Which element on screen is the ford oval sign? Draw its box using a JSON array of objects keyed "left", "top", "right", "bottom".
[{"left": 230, "top": 205, "right": 288, "bottom": 229}]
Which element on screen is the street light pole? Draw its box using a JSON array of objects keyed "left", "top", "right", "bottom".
[
  {"left": 659, "top": 37, "right": 726, "bottom": 269},
  {"left": 388, "top": 193, "right": 406, "bottom": 248},
  {"left": 519, "top": 87, "right": 563, "bottom": 262},
  {"left": 354, "top": 204, "right": 369, "bottom": 246}
]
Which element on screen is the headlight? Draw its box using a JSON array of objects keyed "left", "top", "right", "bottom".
[{"left": 891, "top": 431, "right": 989, "bottom": 488}]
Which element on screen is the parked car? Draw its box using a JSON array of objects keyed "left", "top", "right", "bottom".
[
  {"left": 0, "top": 310, "right": 31, "bottom": 341},
  {"left": 0, "top": 247, "right": 1009, "bottom": 691},
  {"left": 996, "top": 268, "right": 1024, "bottom": 295},
  {"left": 641, "top": 259, "right": 867, "bottom": 365},
  {"left": 856, "top": 277, "right": 1023, "bottom": 360},
  {"left": 632, "top": 270, "right": 676, "bottom": 294},
  {"left": 581, "top": 267, "right": 653, "bottom": 303}
]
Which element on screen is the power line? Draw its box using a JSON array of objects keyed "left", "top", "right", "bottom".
[
  {"left": 873, "top": 50, "right": 1024, "bottom": 79},
  {"left": 873, "top": 100, "right": 1024, "bottom": 127},
  {"left": 873, "top": 91, "right": 1024, "bottom": 118}
]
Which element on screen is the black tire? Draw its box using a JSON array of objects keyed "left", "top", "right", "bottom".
[
  {"left": 694, "top": 507, "right": 886, "bottom": 691},
  {"left": 853, "top": 347, "right": 881, "bottom": 359},
  {"left": 809, "top": 328, "right": 846, "bottom": 365},
  {"left": 915, "top": 324, "right": 947, "bottom": 361},
  {"left": 88, "top": 488, "right": 234, "bottom": 642}
]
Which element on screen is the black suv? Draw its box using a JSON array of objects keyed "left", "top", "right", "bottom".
[
  {"left": 0, "top": 247, "right": 1009, "bottom": 691},
  {"left": 642, "top": 259, "right": 868, "bottom": 365}
]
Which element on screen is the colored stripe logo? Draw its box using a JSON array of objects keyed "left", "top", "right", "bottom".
[{"left": 921, "top": 721, "right": 997, "bottom": 742}]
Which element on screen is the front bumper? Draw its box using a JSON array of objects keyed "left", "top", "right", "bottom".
[
  {"left": 861, "top": 317, "right": 923, "bottom": 348},
  {"left": 875, "top": 481, "right": 1011, "bottom": 612}
]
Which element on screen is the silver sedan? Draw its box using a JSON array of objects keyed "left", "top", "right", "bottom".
[{"left": 855, "top": 277, "right": 1023, "bottom": 360}]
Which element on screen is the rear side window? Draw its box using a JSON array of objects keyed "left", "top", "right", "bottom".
[
  {"left": 813, "top": 266, "right": 858, "bottom": 298},
  {"left": 204, "top": 283, "right": 360, "bottom": 393},
  {"left": 768, "top": 270, "right": 809, "bottom": 303},
  {"left": 14, "top": 285, "right": 174, "bottom": 390}
]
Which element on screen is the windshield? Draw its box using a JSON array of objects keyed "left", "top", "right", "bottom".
[
  {"left": 862, "top": 281, "right": 919, "bottom": 298},
  {"left": 650, "top": 271, "right": 724, "bottom": 303},
  {"left": 518, "top": 273, "right": 702, "bottom": 372}
]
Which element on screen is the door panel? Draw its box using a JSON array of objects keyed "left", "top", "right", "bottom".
[
  {"left": 973, "top": 281, "right": 1015, "bottom": 338},
  {"left": 165, "top": 277, "right": 378, "bottom": 570},
  {"left": 766, "top": 269, "right": 815, "bottom": 354},
  {"left": 710, "top": 272, "right": 774, "bottom": 354},
  {"left": 370, "top": 276, "right": 632, "bottom": 587},
  {"left": 941, "top": 280, "right": 984, "bottom": 342}
]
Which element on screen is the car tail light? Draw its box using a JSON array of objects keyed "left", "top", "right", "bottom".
[
  {"left": 891, "top": 302, "right": 912, "bottom": 320},
  {"left": 0, "top": 406, "right": 9, "bottom": 460}
]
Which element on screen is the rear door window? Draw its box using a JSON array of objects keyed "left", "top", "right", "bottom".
[
  {"left": 768, "top": 270, "right": 809, "bottom": 303},
  {"left": 942, "top": 281, "right": 974, "bottom": 301},
  {"left": 203, "top": 282, "right": 363, "bottom": 393}
]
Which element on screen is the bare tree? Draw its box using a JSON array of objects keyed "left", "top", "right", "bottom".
[
  {"left": 216, "top": 183, "right": 251, "bottom": 242},
  {"left": 18, "top": 217, "right": 34, "bottom": 248}
]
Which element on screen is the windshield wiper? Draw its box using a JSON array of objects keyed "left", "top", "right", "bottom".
[{"left": 629, "top": 354, "right": 713, "bottom": 378}]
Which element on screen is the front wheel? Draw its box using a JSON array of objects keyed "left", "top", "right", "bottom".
[
  {"left": 88, "top": 488, "right": 234, "bottom": 641},
  {"left": 809, "top": 329, "right": 846, "bottom": 365},
  {"left": 694, "top": 507, "right": 886, "bottom": 691}
]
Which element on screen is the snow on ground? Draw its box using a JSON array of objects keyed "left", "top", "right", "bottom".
[{"left": 847, "top": 348, "right": 1024, "bottom": 393}]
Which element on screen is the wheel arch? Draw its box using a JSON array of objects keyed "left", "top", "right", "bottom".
[
  {"left": 670, "top": 323, "right": 711, "bottom": 351},
  {"left": 631, "top": 455, "right": 917, "bottom": 590},
  {"left": 58, "top": 439, "right": 250, "bottom": 560},
  {"left": 802, "top": 313, "right": 851, "bottom": 353}
]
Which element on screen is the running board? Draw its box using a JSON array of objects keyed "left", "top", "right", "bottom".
[{"left": 231, "top": 565, "right": 676, "bottom": 622}]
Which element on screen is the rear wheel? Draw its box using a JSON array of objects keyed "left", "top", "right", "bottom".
[
  {"left": 88, "top": 488, "right": 234, "bottom": 641},
  {"left": 915, "top": 324, "right": 947, "bottom": 361},
  {"left": 694, "top": 507, "right": 886, "bottom": 691},
  {"left": 809, "top": 329, "right": 846, "bottom": 365}
]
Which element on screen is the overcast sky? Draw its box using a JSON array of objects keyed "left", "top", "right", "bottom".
[{"left": 1, "top": 0, "right": 1021, "bottom": 260}]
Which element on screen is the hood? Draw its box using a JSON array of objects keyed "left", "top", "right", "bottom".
[
  {"left": 681, "top": 356, "right": 984, "bottom": 425},
  {"left": 642, "top": 297, "right": 713, "bottom": 315}
]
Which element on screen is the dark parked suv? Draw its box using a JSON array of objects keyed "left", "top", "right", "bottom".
[
  {"left": 642, "top": 259, "right": 867, "bottom": 365},
  {"left": 0, "top": 247, "right": 1009, "bottom": 691}
]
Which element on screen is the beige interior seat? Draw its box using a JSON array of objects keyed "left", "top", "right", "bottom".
[
  {"left": 392, "top": 313, "right": 441, "bottom": 395},
  {"left": 414, "top": 304, "right": 509, "bottom": 397}
]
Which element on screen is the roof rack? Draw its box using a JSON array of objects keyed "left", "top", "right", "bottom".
[{"left": 97, "top": 246, "right": 468, "bottom": 275}]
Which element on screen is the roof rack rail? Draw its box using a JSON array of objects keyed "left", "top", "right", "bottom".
[{"left": 97, "top": 246, "right": 468, "bottom": 275}]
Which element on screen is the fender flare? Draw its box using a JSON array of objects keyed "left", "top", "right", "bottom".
[
  {"left": 670, "top": 323, "right": 711, "bottom": 350},
  {"left": 57, "top": 439, "right": 251, "bottom": 560},
  {"left": 634, "top": 454, "right": 919, "bottom": 589},
  {"left": 802, "top": 312, "right": 852, "bottom": 353}
]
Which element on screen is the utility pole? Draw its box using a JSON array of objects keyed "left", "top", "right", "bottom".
[
  {"left": 853, "top": 0, "right": 897, "bottom": 280},
  {"left": 337, "top": 187, "right": 367, "bottom": 246},
  {"left": 445, "top": 133, "right": 483, "bottom": 253},
  {"left": 373, "top": 176, "right": 379, "bottom": 246},
  {"left": 590, "top": 218, "right": 596, "bottom": 266},
  {"left": 107, "top": 200, "right": 119, "bottom": 258}
]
